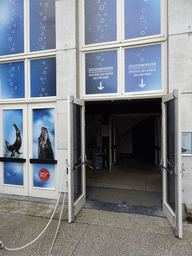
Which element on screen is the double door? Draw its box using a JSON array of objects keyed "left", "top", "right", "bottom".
[
  {"left": 68, "top": 91, "right": 183, "bottom": 238},
  {"left": 0, "top": 103, "right": 58, "bottom": 199}
]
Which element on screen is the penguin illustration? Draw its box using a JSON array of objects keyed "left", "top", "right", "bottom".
[{"left": 5, "top": 123, "right": 22, "bottom": 157}]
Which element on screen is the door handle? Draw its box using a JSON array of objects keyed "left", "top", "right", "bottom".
[{"left": 159, "top": 158, "right": 173, "bottom": 174}]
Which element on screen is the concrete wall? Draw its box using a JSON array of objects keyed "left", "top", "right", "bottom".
[
  {"left": 56, "top": 0, "right": 78, "bottom": 192},
  {"left": 168, "top": 0, "right": 192, "bottom": 206}
]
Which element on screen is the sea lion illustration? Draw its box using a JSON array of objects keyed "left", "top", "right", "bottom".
[
  {"left": 38, "top": 126, "right": 54, "bottom": 159},
  {"left": 5, "top": 123, "right": 22, "bottom": 157}
]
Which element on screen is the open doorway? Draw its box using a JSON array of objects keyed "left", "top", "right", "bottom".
[{"left": 85, "top": 99, "right": 163, "bottom": 213}]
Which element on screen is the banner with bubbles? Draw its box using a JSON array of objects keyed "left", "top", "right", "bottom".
[
  {"left": 85, "top": 0, "right": 117, "bottom": 45},
  {"left": 125, "top": 0, "right": 161, "bottom": 39}
]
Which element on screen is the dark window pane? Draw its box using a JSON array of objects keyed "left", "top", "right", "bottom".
[
  {"left": 167, "top": 99, "right": 176, "bottom": 211},
  {"left": 30, "top": 0, "right": 55, "bottom": 52},
  {"left": 30, "top": 58, "right": 56, "bottom": 97},
  {"left": 0, "top": 61, "right": 25, "bottom": 99},
  {"left": 0, "top": 0, "right": 24, "bottom": 55}
]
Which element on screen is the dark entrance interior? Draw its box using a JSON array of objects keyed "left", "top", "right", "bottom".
[{"left": 85, "top": 98, "right": 163, "bottom": 215}]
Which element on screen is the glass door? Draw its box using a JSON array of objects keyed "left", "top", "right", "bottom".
[
  {"left": 28, "top": 104, "right": 58, "bottom": 199},
  {"left": 0, "top": 104, "right": 58, "bottom": 199},
  {"left": 68, "top": 96, "right": 86, "bottom": 223},
  {"left": 162, "top": 89, "right": 182, "bottom": 238}
]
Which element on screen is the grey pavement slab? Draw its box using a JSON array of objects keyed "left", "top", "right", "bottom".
[{"left": 0, "top": 198, "right": 192, "bottom": 255}]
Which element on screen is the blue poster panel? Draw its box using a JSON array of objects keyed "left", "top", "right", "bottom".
[
  {"left": 30, "top": 0, "right": 55, "bottom": 52},
  {"left": 4, "top": 163, "right": 23, "bottom": 186},
  {"left": 3, "top": 110, "right": 23, "bottom": 158},
  {"left": 125, "top": 44, "right": 161, "bottom": 92},
  {"left": 0, "top": 0, "right": 24, "bottom": 56},
  {"left": 30, "top": 58, "right": 56, "bottom": 97},
  {"left": 33, "top": 108, "right": 55, "bottom": 159},
  {"left": 3, "top": 109, "right": 23, "bottom": 186},
  {"left": 125, "top": 0, "right": 161, "bottom": 40},
  {"left": 33, "top": 164, "right": 55, "bottom": 188},
  {"left": 0, "top": 61, "right": 25, "bottom": 99},
  {"left": 86, "top": 51, "right": 117, "bottom": 94},
  {"left": 85, "top": 0, "right": 116, "bottom": 45}
]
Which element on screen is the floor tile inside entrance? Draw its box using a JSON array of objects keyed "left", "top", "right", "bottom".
[{"left": 86, "top": 159, "right": 162, "bottom": 208}]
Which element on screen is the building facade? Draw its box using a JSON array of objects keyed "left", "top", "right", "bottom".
[{"left": 0, "top": 0, "right": 192, "bottom": 238}]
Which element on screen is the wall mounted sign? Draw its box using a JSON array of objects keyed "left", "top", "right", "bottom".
[
  {"left": 85, "top": 0, "right": 116, "bottom": 45},
  {"left": 86, "top": 50, "right": 117, "bottom": 94},
  {"left": 182, "top": 132, "right": 192, "bottom": 155},
  {"left": 125, "top": 0, "right": 161, "bottom": 39},
  {"left": 125, "top": 44, "right": 161, "bottom": 92}
]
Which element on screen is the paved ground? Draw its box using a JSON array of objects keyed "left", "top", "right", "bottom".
[{"left": 0, "top": 198, "right": 192, "bottom": 256}]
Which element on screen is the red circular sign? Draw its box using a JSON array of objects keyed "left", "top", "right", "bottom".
[{"left": 39, "top": 168, "right": 50, "bottom": 182}]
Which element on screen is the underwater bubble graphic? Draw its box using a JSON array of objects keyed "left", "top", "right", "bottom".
[
  {"left": 41, "top": 45, "right": 45, "bottom": 50},
  {"left": 43, "top": 71, "right": 46, "bottom": 74},
  {"left": 44, "top": 3, "right": 49, "bottom": 7},
  {"left": 99, "top": 5, "right": 104, "bottom": 11},
  {"left": 100, "top": 18, "right": 105, "bottom": 23},
  {"left": 11, "top": 48, "right": 15, "bottom": 52},
  {"left": 42, "top": 88, "right": 45, "bottom": 92},
  {"left": 14, "top": 86, "right": 17, "bottom": 90},
  {"left": 140, "top": 31, "right": 145, "bottom": 35},
  {"left": 40, "top": 77, "right": 44, "bottom": 81},
  {"left": 10, "top": 82, "right": 14, "bottom": 86},
  {"left": 43, "top": 16, "right": 47, "bottom": 21},
  {"left": 9, "top": 37, "right": 13, "bottom": 41},
  {"left": 42, "top": 61, "right": 46, "bottom": 65},
  {"left": 38, "top": 37, "right": 42, "bottom": 41},
  {"left": 97, "top": 56, "right": 101, "bottom": 60},
  {"left": 11, "top": 67, "right": 15, "bottom": 71},
  {"left": 12, "top": 30, "right": 15, "bottom": 34},
  {"left": 140, "top": 15, "right": 144, "bottom": 20},
  {"left": 10, "top": 73, "right": 14, "bottom": 77}
]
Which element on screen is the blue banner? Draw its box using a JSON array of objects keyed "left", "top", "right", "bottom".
[
  {"left": 125, "top": 0, "right": 161, "bottom": 39},
  {"left": 0, "top": 0, "right": 24, "bottom": 56},
  {"left": 0, "top": 61, "right": 25, "bottom": 99},
  {"left": 125, "top": 44, "right": 161, "bottom": 92},
  {"left": 85, "top": 0, "right": 116, "bottom": 45},
  {"left": 86, "top": 51, "right": 117, "bottom": 94}
]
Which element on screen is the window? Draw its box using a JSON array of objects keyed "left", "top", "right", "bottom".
[
  {"left": 0, "top": 0, "right": 56, "bottom": 100},
  {"left": 81, "top": 0, "right": 166, "bottom": 99}
]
